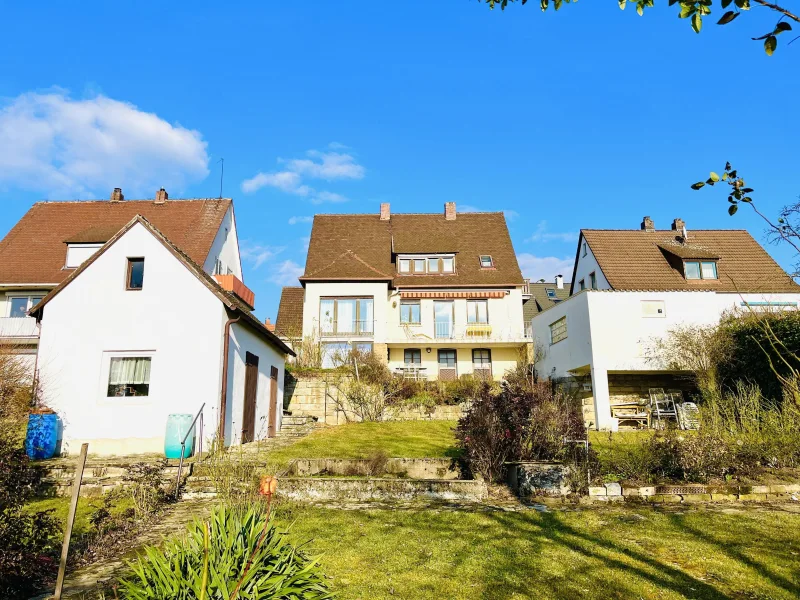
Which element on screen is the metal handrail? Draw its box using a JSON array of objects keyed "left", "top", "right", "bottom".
[{"left": 174, "top": 402, "right": 205, "bottom": 498}]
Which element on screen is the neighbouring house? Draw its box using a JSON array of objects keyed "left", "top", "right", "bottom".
[
  {"left": 274, "top": 286, "right": 305, "bottom": 357},
  {"left": 277, "top": 202, "right": 530, "bottom": 380},
  {"left": 522, "top": 275, "right": 569, "bottom": 327},
  {"left": 2, "top": 190, "right": 293, "bottom": 455},
  {"left": 530, "top": 215, "right": 800, "bottom": 430}
]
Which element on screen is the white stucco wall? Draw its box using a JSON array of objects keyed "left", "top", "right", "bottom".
[
  {"left": 37, "top": 222, "right": 226, "bottom": 456},
  {"left": 203, "top": 205, "right": 242, "bottom": 278},
  {"left": 302, "top": 282, "right": 390, "bottom": 340},
  {"left": 572, "top": 237, "right": 610, "bottom": 293},
  {"left": 224, "top": 320, "right": 285, "bottom": 446}
]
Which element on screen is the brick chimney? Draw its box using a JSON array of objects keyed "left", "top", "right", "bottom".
[
  {"left": 110, "top": 187, "right": 124, "bottom": 202},
  {"left": 380, "top": 202, "right": 390, "bottom": 221},
  {"left": 155, "top": 188, "right": 168, "bottom": 204},
  {"left": 264, "top": 317, "right": 276, "bottom": 332},
  {"left": 445, "top": 202, "right": 456, "bottom": 221},
  {"left": 641, "top": 216, "right": 654, "bottom": 232},
  {"left": 671, "top": 218, "right": 686, "bottom": 231}
]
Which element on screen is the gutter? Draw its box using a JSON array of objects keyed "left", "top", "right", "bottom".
[{"left": 218, "top": 314, "right": 240, "bottom": 445}]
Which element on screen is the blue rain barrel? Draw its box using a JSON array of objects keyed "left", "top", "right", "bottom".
[
  {"left": 25, "top": 413, "right": 59, "bottom": 460},
  {"left": 165, "top": 414, "right": 195, "bottom": 459}
]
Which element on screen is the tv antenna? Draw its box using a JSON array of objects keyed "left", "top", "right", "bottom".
[{"left": 218, "top": 158, "right": 224, "bottom": 199}]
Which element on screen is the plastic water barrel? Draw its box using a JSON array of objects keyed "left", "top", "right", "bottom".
[
  {"left": 164, "top": 414, "right": 195, "bottom": 459},
  {"left": 25, "top": 413, "right": 59, "bottom": 460}
]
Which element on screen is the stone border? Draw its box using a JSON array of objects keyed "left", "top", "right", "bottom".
[{"left": 589, "top": 482, "right": 800, "bottom": 503}]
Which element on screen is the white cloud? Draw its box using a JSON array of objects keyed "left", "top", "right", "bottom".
[
  {"left": 517, "top": 253, "right": 574, "bottom": 282},
  {"left": 527, "top": 220, "right": 577, "bottom": 243},
  {"left": 240, "top": 241, "right": 285, "bottom": 269},
  {"left": 458, "top": 205, "right": 519, "bottom": 222},
  {"left": 288, "top": 215, "right": 314, "bottom": 225},
  {"left": 271, "top": 259, "right": 305, "bottom": 286},
  {"left": 241, "top": 146, "right": 364, "bottom": 202},
  {"left": 0, "top": 91, "right": 209, "bottom": 197}
]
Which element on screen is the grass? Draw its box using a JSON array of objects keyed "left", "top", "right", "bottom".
[
  {"left": 268, "top": 420, "right": 460, "bottom": 467},
  {"left": 276, "top": 502, "right": 800, "bottom": 600},
  {"left": 23, "top": 495, "right": 135, "bottom": 539}
]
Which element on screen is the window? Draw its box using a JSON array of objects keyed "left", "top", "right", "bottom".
[
  {"left": 397, "top": 255, "right": 456, "bottom": 275},
  {"left": 127, "top": 258, "right": 145, "bottom": 290},
  {"left": 7, "top": 295, "right": 43, "bottom": 318},
  {"left": 413, "top": 258, "right": 426, "bottom": 273},
  {"left": 404, "top": 349, "right": 422, "bottom": 365},
  {"left": 589, "top": 272, "right": 597, "bottom": 290},
  {"left": 441, "top": 257, "right": 454, "bottom": 273},
  {"left": 545, "top": 288, "right": 557, "bottom": 299},
  {"left": 479, "top": 255, "right": 493, "bottom": 268},
  {"left": 641, "top": 300, "right": 666, "bottom": 318},
  {"left": 438, "top": 349, "right": 457, "bottom": 381},
  {"left": 467, "top": 299, "right": 489, "bottom": 324},
  {"left": 684, "top": 260, "right": 717, "bottom": 280},
  {"left": 399, "top": 259, "right": 411, "bottom": 273},
  {"left": 65, "top": 243, "right": 103, "bottom": 268},
  {"left": 320, "top": 297, "right": 374, "bottom": 335},
  {"left": 582, "top": 242, "right": 587, "bottom": 257},
  {"left": 107, "top": 357, "right": 151, "bottom": 397},
  {"left": 321, "top": 342, "right": 373, "bottom": 368},
  {"left": 549, "top": 317, "right": 567, "bottom": 344},
  {"left": 472, "top": 349, "right": 492, "bottom": 379},
  {"left": 428, "top": 258, "right": 439, "bottom": 273},
  {"left": 400, "top": 300, "right": 421, "bottom": 324},
  {"left": 579, "top": 279, "right": 585, "bottom": 291}
]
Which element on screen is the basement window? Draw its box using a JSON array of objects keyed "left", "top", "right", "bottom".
[{"left": 127, "top": 258, "right": 145, "bottom": 290}]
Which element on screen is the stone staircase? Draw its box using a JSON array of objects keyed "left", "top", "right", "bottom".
[{"left": 277, "top": 413, "right": 318, "bottom": 439}]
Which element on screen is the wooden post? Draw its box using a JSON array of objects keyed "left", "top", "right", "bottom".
[{"left": 54, "top": 443, "right": 88, "bottom": 599}]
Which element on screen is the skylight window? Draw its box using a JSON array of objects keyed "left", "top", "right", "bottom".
[
  {"left": 545, "top": 288, "right": 557, "bottom": 299},
  {"left": 479, "top": 255, "right": 494, "bottom": 268}
]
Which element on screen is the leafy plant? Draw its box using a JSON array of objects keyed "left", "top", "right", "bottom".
[{"left": 119, "top": 505, "right": 333, "bottom": 599}]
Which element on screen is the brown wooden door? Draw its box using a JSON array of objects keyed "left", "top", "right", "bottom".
[
  {"left": 268, "top": 366, "right": 279, "bottom": 438},
  {"left": 241, "top": 352, "right": 259, "bottom": 443}
]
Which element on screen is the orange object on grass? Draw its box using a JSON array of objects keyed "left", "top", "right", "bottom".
[{"left": 259, "top": 475, "right": 278, "bottom": 497}]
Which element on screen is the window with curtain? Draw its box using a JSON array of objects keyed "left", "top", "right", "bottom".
[
  {"left": 467, "top": 300, "right": 488, "bottom": 324},
  {"left": 107, "top": 357, "right": 151, "bottom": 397}
]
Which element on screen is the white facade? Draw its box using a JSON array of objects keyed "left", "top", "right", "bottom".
[
  {"left": 203, "top": 205, "right": 243, "bottom": 278},
  {"left": 571, "top": 241, "right": 610, "bottom": 293},
  {"left": 531, "top": 290, "right": 800, "bottom": 429},
  {"left": 36, "top": 221, "right": 286, "bottom": 456}
]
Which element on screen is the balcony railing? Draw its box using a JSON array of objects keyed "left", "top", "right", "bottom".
[
  {"left": 401, "top": 322, "right": 531, "bottom": 343},
  {"left": 522, "top": 278, "right": 531, "bottom": 297},
  {"left": 319, "top": 320, "right": 375, "bottom": 338},
  {"left": 0, "top": 317, "right": 39, "bottom": 339}
]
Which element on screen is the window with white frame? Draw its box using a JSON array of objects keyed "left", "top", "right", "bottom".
[
  {"left": 549, "top": 317, "right": 567, "bottom": 344},
  {"left": 472, "top": 348, "right": 492, "bottom": 379},
  {"left": 107, "top": 357, "right": 152, "bottom": 397},
  {"left": 6, "top": 295, "right": 44, "bottom": 318},
  {"left": 397, "top": 255, "right": 456, "bottom": 275},
  {"left": 319, "top": 297, "right": 374, "bottom": 335},
  {"left": 400, "top": 300, "right": 421, "bottom": 324},
  {"left": 479, "top": 255, "right": 493, "bottom": 268},
  {"left": 684, "top": 260, "right": 718, "bottom": 280},
  {"left": 466, "top": 299, "right": 488, "bottom": 324},
  {"left": 65, "top": 243, "right": 103, "bottom": 269}
]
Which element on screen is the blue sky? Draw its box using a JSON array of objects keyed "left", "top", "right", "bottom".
[{"left": 1, "top": 1, "right": 797, "bottom": 319}]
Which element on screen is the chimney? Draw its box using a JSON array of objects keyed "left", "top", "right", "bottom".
[
  {"left": 110, "top": 187, "right": 124, "bottom": 202},
  {"left": 555, "top": 274, "right": 564, "bottom": 289},
  {"left": 155, "top": 187, "right": 168, "bottom": 204},
  {"left": 641, "top": 216, "right": 654, "bottom": 232},
  {"left": 671, "top": 218, "right": 685, "bottom": 231},
  {"left": 380, "top": 202, "right": 390, "bottom": 221},
  {"left": 445, "top": 202, "right": 456, "bottom": 221},
  {"left": 264, "top": 317, "right": 276, "bottom": 332}
]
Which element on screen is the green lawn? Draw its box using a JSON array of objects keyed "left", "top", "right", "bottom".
[
  {"left": 23, "top": 495, "right": 135, "bottom": 539},
  {"left": 268, "top": 420, "right": 460, "bottom": 467},
  {"left": 276, "top": 502, "right": 800, "bottom": 600}
]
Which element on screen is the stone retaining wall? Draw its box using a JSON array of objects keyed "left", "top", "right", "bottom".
[
  {"left": 589, "top": 482, "right": 800, "bottom": 503},
  {"left": 277, "top": 477, "right": 487, "bottom": 502},
  {"left": 285, "top": 457, "right": 463, "bottom": 479}
]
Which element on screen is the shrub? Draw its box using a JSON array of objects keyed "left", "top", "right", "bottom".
[
  {"left": 123, "top": 460, "right": 168, "bottom": 519},
  {"left": 456, "top": 381, "right": 584, "bottom": 482},
  {"left": 119, "top": 504, "right": 333, "bottom": 599}
]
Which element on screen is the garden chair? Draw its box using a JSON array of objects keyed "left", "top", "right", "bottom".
[
  {"left": 648, "top": 388, "right": 678, "bottom": 429},
  {"left": 677, "top": 401, "right": 700, "bottom": 430}
]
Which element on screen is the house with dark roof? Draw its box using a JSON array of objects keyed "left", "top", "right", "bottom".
[
  {"left": 530, "top": 215, "right": 800, "bottom": 431},
  {"left": 278, "top": 202, "right": 530, "bottom": 380},
  {"left": 1, "top": 190, "right": 293, "bottom": 456},
  {"left": 521, "top": 276, "right": 570, "bottom": 326}
]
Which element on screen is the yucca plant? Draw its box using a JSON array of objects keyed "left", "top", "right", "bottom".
[{"left": 119, "top": 503, "right": 333, "bottom": 599}]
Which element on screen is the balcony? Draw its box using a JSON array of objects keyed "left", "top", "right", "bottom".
[
  {"left": 213, "top": 274, "right": 255, "bottom": 310},
  {"left": 522, "top": 278, "right": 531, "bottom": 298},
  {"left": 0, "top": 317, "right": 39, "bottom": 340},
  {"left": 319, "top": 320, "right": 375, "bottom": 338},
  {"left": 395, "top": 322, "right": 531, "bottom": 345}
]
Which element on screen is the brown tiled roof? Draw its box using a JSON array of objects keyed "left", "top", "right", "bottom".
[
  {"left": 522, "top": 282, "right": 570, "bottom": 324},
  {"left": 577, "top": 229, "right": 799, "bottom": 293},
  {"left": 31, "top": 215, "right": 294, "bottom": 356},
  {"left": 0, "top": 199, "right": 231, "bottom": 284},
  {"left": 301, "top": 211, "right": 524, "bottom": 287},
  {"left": 275, "top": 287, "right": 304, "bottom": 338}
]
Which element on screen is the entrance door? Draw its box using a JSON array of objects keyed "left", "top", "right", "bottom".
[
  {"left": 268, "top": 366, "right": 279, "bottom": 438},
  {"left": 241, "top": 351, "right": 259, "bottom": 443}
]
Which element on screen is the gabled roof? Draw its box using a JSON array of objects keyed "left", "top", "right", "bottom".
[
  {"left": 275, "top": 287, "right": 305, "bottom": 338},
  {"left": 574, "top": 228, "right": 799, "bottom": 294},
  {"left": 0, "top": 199, "right": 231, "bottom": 285},
  {"left": 301, "top": 211, "right": 524, "bottom": 287},
  {"left": 522, "top": 282, "right": 570, "bottom": 323},
  {"left": 30, "top": 215, "right": 294, "bottom": 356}
]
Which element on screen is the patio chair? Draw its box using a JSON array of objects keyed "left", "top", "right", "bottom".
[
  {"left": 677, "top": 401, "right": 700, "bottom": 430},
  {"left": 649, "top": 388, "right": 678, "bottom": 429}
]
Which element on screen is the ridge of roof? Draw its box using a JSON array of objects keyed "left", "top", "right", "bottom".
[
  {"left": 580, "top": 228, "right": 750, "bottom": 233},
  {"left": 33, "top": 198, "right": 232, "bottom": 205},
  {"left": 31, "top": 214, "right": 294, "bottom": 356},
  {"left": 312, "top": 211, "right": 506, "bottom": 217}
]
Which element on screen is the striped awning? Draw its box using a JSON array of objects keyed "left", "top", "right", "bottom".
[{"left": 399, "top": 290, "right": 507, "bottom": 299}]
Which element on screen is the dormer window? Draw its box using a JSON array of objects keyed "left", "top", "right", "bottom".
[
  {"left": 479, "top": 255, "right": 494, "bottom": 269},
  {"left": 397, "top": 255, "right": 456, "bottom": 275},
  {"left": 685, "top": 260, "right": 717, "bottom": 280}
]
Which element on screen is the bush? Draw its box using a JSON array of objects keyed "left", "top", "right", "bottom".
[
  {"left": 123, "top": 460, "right": 168, "bottom": 519},
  {"left": 456, "top": 381, "right": 584, "bottom": 482},
  {"left": 119, "top": 504, "right": 333, "bottom": 599}
]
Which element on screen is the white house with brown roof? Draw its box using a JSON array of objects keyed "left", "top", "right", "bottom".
[
  {"left": 2, "top": 190, "right": 293, "bottom": 456},
  {"left": 277, "top": 203, "right": 530, "bottom": 381},
  {"left": 530, "top": 216, "right": 800, "bottom": 430}
]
